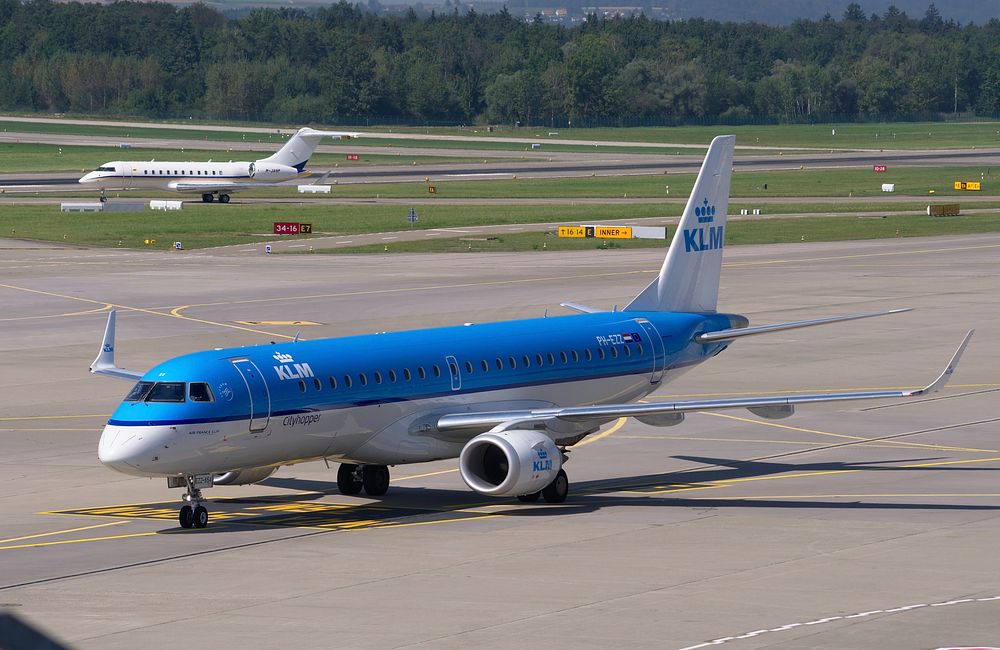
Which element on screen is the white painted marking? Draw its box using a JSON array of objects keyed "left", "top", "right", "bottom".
[
  {"left": 288, "top": 244, "right": 305, "bottom": 248},
  {"left": 674, "top": 596, "right": 1000, "bottom": 650},
  {"left": 381, "top": 236, "right": 398, "bottom": 241},
  {"left": 335, "top": 240, "right": 353, "bottom": 244}
]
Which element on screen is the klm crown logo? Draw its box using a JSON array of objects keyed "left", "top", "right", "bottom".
[
  {"left": 695, "top": 197, "right": 716, "bottom": 223},
  {"left": 273, "top": 352, "right": 294, "bottom": 364},
  {"left": 684, "top": 197, "right": 724, "bottom": 253}
]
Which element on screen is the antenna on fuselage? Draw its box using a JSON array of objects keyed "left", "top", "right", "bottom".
[{"left": 293, "top": 330, "right": 301, "bottom": 342}]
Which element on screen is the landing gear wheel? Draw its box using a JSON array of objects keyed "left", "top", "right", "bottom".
[
  {"left": 219, "top": 193, "right": 231, "bottom": 204},
  {"left": 362, "top": 464, "right": 390, "bottom": 496},
  {"left": 179, "top": 504, "right": 194, "bottom": 528},
  {"left": 201, "top": 193, "right": 214, "bottom": 203},
  {"left": 99, "top": 195, "right": 108, "bottom": 203},
  {"left": 337, "top": 463, "right": 363, "bottom": 495},
  {"left": 517, "top": 491, "right": 541, "bottom": 503},
  {"left": 193, "top": 505, "right": 208, "bottom": 528},
  {"left": 542, "top": 469, "right": 568, "bottom": 503}
]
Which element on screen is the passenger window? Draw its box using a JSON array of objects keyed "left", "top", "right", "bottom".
[
  {"left": 598, "top": 348, "right": 606, "bottom": 360},
  {"left": 189, "top": 382, "right": 214, "bottom": 402},
  {"left": 146, "top": 382, "right": 186, "bottom": 402},
  {"left": 466, "top": 361, "right": 474, "bottom": 374},
  {"left": 374, "top": 371, "right": 382, "bottom": 384},
  {"left": 508, "top": 356, "right": 517, "bottom": 369},
  {"left": 359, "top": 373, "right": 368, "bottom": 386},
  {"left": 313, "top": 377, "right": 322, "bottom": 390},
  {"left": 624, "top": 345, "right": 631, "bottom": 357},
  {"left": 611, "top": 346, "right": 619, "bottom": 358},
  {"left": 403, "top": 368, "right": 412, "bottom": 381},
  {"left": 449, "top": 362, "right": 458, "bottom": 376},
  {"left": 418, "top": 367, "right": 426, "bottom": 380},
  {"left": 571, "top": 350, "right": 579, "bottom": 362},
  {"left": 124, "top": 381, "right": 154, "bottom": 401},
  {"left": 585, "top": 348, "right": 593, "bottom": 361},
  {"left": 481, "top": 360, "right": 489, "bottom": 372},
  {"left": 547, "top": 352, "right": 555, "bottom": 365},
  {"left": 433, "top": 365, "right": 441, "bottom": 378},
  {"left": 560, "top": 351, "right": 568, "bottom": 364},
  {"left": 523, "top": 355, "right": 531, "bottom": 367},
  {"left": 344, "top": 375, "right": 353, "bottom": 388},
  {"left": 535, "top": 353, "right": 543, "bottom": 366},
  {"left": 329, "top": 376, "right": 337, "bottom": 390},
  {"left": 389, "top": 369, "right": 397, "bottom": 383},
  {"left": 298, "top": 379, "right": 307, "bottom": 393},
  {"left": 637, "top": 343, "right": 644, "bottom": 355}
]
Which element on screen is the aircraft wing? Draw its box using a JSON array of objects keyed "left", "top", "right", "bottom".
[
  {"left": 167, "top": 180, "right": 301, "bottom": 193},
  {"left": 90, "top": 310, "right": 143, "bottom": 382},
  {"left": 435, "top": 330, "right": 974, "bottom": 434}
]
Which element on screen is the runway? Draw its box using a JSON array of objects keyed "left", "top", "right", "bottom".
[{"left": 0, "top": 235, "right": 998, "bottom": 648}]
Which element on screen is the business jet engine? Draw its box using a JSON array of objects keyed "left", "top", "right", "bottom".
[
  {"left": 248, "top": 162, "right": 297, "bottom": 180},
  {"left": 459, "top": 429, "right": 561, "bottom": 497},
  {"left": 213, "top": 466, "right": 278, "bottom": 486}
]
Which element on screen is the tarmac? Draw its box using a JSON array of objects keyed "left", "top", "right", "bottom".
[{"left": 0, "top": 234, "right": 998, "bottom": 649}]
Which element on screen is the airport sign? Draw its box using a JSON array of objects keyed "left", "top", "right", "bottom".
[
  {"left": 873, "top": 164, "right": 887, "bottom": 172},
  {"left": 558, "top": 226, "right": 587, "bottom": 238},
  {"left": 954, "top": 181, "right": 982, "bottom": 191}
]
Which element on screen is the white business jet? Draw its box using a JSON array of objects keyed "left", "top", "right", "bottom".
[{"left": 78, "top": 127, "right": 358, "bottom": 203}]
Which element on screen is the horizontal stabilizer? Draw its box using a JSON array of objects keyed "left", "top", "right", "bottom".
[
  {"left": 90, "top": 310, "right": 143, "bottom": 382},
  {"left": 560, "top": 302, "right": 603, "bottom": 314},
  {"left": 436, "top": 331, "right": 972, "bottom": 434},
  {"left": 695, "top": 308, "right": 911, "bottom": 343}
]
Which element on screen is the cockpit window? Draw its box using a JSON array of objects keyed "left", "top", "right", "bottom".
[
  {"left": 123, "top": 381, "right": 154, "bottom": 401},
  {"left": 189, "top": 382, "right": 214, "bottom": 402},
  {"left": 95, "top": 166, "right": 116, "bottom": 172},
  {"left": 145, "top": 382, "right": 186, "bottom": 403}
]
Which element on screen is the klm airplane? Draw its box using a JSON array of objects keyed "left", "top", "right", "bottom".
[{"left": 91, "top": 136, "right": 973, "bottom": 529}]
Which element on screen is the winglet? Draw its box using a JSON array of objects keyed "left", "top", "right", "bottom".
[
  {"left": 907, "top": 330, "right": 974, "bottom": 396},
  {"left": 90, "top": 310, "right": 143, "bottom": 381}
]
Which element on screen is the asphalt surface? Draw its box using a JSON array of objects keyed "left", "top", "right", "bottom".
[{"left": 0, "top": 234, "right": 998, "bottom": 649}]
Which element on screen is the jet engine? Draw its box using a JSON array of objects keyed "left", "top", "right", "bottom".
[
  {"left": 213, "top": 466, "right": 278, "bottom": 486},
  {"left": 459, "top": 429, "right": 561, "bottom": 497},
  {"left": 248, "top": 162, "right": 297, "bottom": 180}
]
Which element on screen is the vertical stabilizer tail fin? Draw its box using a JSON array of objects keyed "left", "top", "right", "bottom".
[
  {"left": 624, "top": 135, "right": 735, "bottom": 313},
  {"left": 259, "top": 128, "right": 361, "bottom": 172}
]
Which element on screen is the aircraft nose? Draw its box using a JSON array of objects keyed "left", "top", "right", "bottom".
[
  {"left": 98, "top": 424, "right": 171, "bottom": 476},
  {"left": 79, "top": 172, "right": 95, "bottom": 184}
]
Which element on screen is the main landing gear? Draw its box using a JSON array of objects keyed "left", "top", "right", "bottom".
[
  {"left": 178, "top": 476, "right": 209, "bottom": 529},
  {"left": 516, "top": 469, "right": 569, "bottom": 504},
  {"left": 200, "top": 192, "right": 231, "bottom": 203},
  {"left": 337, "top": 463, "right": 390, "bottom": 497}
]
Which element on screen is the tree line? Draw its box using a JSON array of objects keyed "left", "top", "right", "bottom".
[{"left": 1, "top": 1, "right": 999, "bottom": 126}]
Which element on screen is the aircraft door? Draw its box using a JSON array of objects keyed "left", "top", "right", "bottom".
[
  {"left": 445, "top": 355, "right": 461, "bottom": 391},
  {"left": 231, "top": 358, "right": 271, "bottom": 432},
  {"left": 637, "top": 319, "right": 665, "bottom": 383},
  {"left": 120, "top": 164, "right": 132, "bottom": 187}
]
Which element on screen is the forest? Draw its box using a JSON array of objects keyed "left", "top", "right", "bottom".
[{"left": 1, "top": 0, "right": 999, "bottom": 126}]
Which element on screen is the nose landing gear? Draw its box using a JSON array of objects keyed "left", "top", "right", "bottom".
[{"left": 178, "top": 476, "right": 209, "bottom": 529}]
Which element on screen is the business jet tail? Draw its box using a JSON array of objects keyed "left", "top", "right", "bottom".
[
  {"left": 624, "top": 135, "right": 734, "bottom": 313},
  {"left": 259, "top": 127, "right": 361, "bottom": 172}
]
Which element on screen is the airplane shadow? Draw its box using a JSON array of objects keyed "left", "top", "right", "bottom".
[{"left": 160, "top": 454, "right": 1000, "bottom": 534}]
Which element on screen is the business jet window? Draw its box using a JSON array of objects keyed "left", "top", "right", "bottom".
[
  {"left": 189, "top": 382, "right": 214, "bottom": 402},
  {"left": 124, "top": 381, "right": 155, "bottom": 401},
  {"left": 95, "top": 166, "right": 116, "bottom": 172},
  {"left": 146, "top": 382, "right": 186, "bottom": 402}
]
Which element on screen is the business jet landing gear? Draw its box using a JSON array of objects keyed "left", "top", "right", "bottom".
[
  {"left": 337, "top": 463, "right": 390, "bottom": 497},
  {"left": 201, "top": 192, "right": 214, "bottom": 203},
  {"left": 218, "top": 193, "right": 231, "bottom": 204},
  {"left": 178, "top": 476, "right": 209, "bottom": 529},
  {"left": 99, "top": 189, "right": 108, "bottom": 203}
]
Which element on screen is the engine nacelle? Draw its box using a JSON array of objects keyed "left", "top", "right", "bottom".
[
  {"left": 213, "top": 466, "right": 278, "bottom": 486},
  {"left": 459, "top": 429, "right": 561, "bottom": 497},
  {"left": 248, "top": 162, "right": 297, "bottom": 180}
]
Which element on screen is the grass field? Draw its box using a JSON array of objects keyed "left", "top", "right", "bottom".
[
  {"left": 2, "top": 200, "right": 998, "bottom": 250},
  {"left": 331, "top": 213, "right": 1000, "bottom": 254},
  {"left": 0, "top": 142, "right": 522, "bottom": 173},
  {"left": 6, "top": 116, "right": 1000, "bottom": 151}
]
